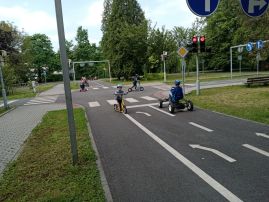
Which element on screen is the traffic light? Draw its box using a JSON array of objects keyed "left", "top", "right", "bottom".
[
  {"left": 200, "top": 35, "right": 206, "bottom": 52},
  {"left": 192, "top": 36, "right": 198, "bottom": 53}
]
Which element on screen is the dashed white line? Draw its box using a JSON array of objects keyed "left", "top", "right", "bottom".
[
  {"left": 126, "top": 103, "right": 159, "bottom": 109},
  {"left": 89, "top": 102, "right": 100, "bottom": 108},
  {"left": 124, "top": 114, "right": 243, "bottom": 202},
  {"left": 141, "top": 96, "right": 157, "bottom": 101},
  {"left": 93, "top": 88, "right": 99, "bottom": 90},
  {"left": 102, "top": 87, "right": 109, "bottom": 89},
  {"left": 148, "top": 105, "right": 175, "bottom": 117},
  {"left": 256, "top": 133, "right": 269, "bottom": 139},
  {"left": 243, "top": 144, "right": 269, "bottom": 157},
  {"left": 189, "top": 122, "right": 213, "bottom": 132},
  {"left": 125, "top": 98, "right": 139, "bottom": 103},
  {"left": 107, "top": 100, "right": 117, "bottom": 105}
]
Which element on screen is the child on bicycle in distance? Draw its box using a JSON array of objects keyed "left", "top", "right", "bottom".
[{"left": 114, "top": 84, "right": 127, "bottom": 112}]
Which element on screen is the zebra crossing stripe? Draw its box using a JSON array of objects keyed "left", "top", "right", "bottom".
[
  {"left": 89, "top": 102, "right": 100, "bottom": 107},
  {"left": 93, "top": 88, "right": 99, "bottom": 90},
  {"left": 107, "top": 100, "right": 117, "bottom": 105},
  {"left": 102, "top": 87, "right": 109, "bottom": 89},
  {"left": 24, "top": 101, "right": 54, "bottom": 106},
  {"left": 141, "top": 96, "right": 157, "bottom": 101},
  {"left": 125, "top": 98, "right": 139, "bottom": 103}
]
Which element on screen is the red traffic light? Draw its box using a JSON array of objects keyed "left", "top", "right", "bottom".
[
  {"left": 192, "top": 36, "right": 198, "bottom": 43},
  {"left": 200, "top": 36, "right": 205, "bottom": 43}
]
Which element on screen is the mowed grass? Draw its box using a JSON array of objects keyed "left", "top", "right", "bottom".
[
  {"left": 0, "top": 107, "right": 7, "bottom": 115},
  {"left": 0, "top": 108, "right": 105, "bottom": 201},
  {"left": 187, "top": 85, "right": 269, "bottom": 125}
]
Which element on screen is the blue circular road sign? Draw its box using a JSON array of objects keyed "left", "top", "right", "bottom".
[
  {"left": 240, "top": 0, "right": 269, "bottom": 17},
  {"left": 246, "top": 42, "right": 253, "bottom": 52},
  {"left": 186, "top": 0, "right": 220, "bottom": 17}
]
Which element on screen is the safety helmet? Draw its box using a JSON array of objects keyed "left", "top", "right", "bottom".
[
  {"left": 175, "top": 80, "right": 181, "bottom": 86},
  {"left": 117, "top": 84, "right": 122, "bottom": 88}
]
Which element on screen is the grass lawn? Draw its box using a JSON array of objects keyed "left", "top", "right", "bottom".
[
  {"left": 187, "top": 85, "right": 269, "bottom": 125},
  {"left": 70, "top": 81, "right": 80, "bottom": 90},
  {"left": 0, "top": 107, "right": 8, "bottom": 115},
  {"left": 0, "top": 108, "right": 105, "bottom": 201},
  {"left": 2, "top": 83, "right": 56, "bottom": 101}
]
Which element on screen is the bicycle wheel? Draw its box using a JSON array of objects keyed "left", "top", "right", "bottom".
[{"left": 128, "top": 88, "right": 133, "bottom": 92}]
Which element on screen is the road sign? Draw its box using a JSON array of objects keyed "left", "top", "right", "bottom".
[
  {"left": 240, "top": 0, "right": 269, "bottom": 17},
  {"left": 178, "top": 46, "right": 189, "bottom": 58},
  {"left": 246, "top": 42, "right": 253, "bottom": 52},
  {"left": 186, "top": 0, "right": 220, "bottom": 17},
  {"left": 238, "top": 55, "right": 242, "bottom": 61},
  {"left": 238, "top": 47, "right": 244, "bottom": 53},
  {"left": 257, "top": 40, "right": 264, "bottom": 49}
]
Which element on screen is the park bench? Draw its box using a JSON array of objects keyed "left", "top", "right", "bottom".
[{"left": 245, "top": 76, "right": 269, "bottom": 86}]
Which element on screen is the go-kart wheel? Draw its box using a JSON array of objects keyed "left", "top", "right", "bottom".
[
  {"left": 140, "top": 86, "right": 144, "bottom": 91},
  {"left": 128, "top": 88, "right": 132, "bottom": 92},
  {"left": 114, "top": 104, "right": 118, "bottom": 112},
  {"left": 159, "top": 101, "right": 163, "bottom": 108},
  {"left": 186, "top": 100, "right": 193, "bottom": 111},
  {"left": 168, "top": 104, "right": 175, "bottom": 114},
  {"left": 123, "top": 106, "right": 127, "bottom": 114}
]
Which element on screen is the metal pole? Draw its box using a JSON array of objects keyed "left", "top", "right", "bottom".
[
  {"left": 230, "top": 47, "right": 233, "bottom": 79},
  {"left": 239, "top": 59, "right": 242, "bottom": 76},
  {"left": 54, "top": 0, "right": 78, "bottom": 165},
  {"left": 257, "top": 52, "right": 260, "bottom": 76},
  {"left": 108, "top": 60, "right": 112, "bottom": 82},
  {"left": 164, "top": 59, "right": 166, "bottom": 83},
  {"left": 196, "top": 54, "right": 200, "bottom": 95},
  {"left": 0, "top": 55, "right": 8, "bottom": 109},
  {"left": 181, "top": 58, "right": 186, "bottom": 95}
]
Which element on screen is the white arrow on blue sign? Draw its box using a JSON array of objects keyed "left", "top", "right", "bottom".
[
  {"left": 246, "top": 42, "right": 253, "bottom": 52},
  {"left": 240, "top": 0, "right": 269, "bottom": 17},
  {"left": 186, "top": 0, "right": 220, "bottom": 17}
]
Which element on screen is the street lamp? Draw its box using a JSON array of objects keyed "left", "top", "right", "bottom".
[{"left": 0, "top": 50, "right": 9, "bottom": 109}]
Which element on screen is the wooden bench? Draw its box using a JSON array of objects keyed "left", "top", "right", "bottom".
[{"left": 245, "top": 76, "right": 269, "bottom": 86}]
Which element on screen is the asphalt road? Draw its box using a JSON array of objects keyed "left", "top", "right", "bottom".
[
  {"left": 5, "top": 80, "right": 269, "bottom": 201},
  {"left": 68, "top": 80, "right": 269, "bottom": 202}
]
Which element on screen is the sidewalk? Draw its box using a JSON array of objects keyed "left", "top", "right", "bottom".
[{"left": 0, "top": 84, "right": 67, "bottom": 175}]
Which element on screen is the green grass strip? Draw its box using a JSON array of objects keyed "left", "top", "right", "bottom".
[
  {"left": 187, "top": 85, "right": 269, "bottom": 125},
  {"left": 0, "top": 108, "right": 105, "bottom": 201}
]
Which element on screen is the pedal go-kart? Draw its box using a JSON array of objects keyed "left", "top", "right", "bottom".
[
  {"left": 114, "top": 98, "right": 127, "bottom": 114},
  {"left": 159, "top": 96, "right": 193, "bottom": 114}
]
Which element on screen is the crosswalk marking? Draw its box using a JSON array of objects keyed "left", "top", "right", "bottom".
[
  {"left": 107, "top": 100, "right": 117, "bottom": 105},
  {"left": 102, "top": 87, "right": 109, "bottom": 89},
  {"left": 89, "top": 102, "right": 100, "bottom": 107},
  {"left": 24, "top": 96, "right": 58, "bottom": 106},
  {"left": 141, "top": 96, "right": 157, "bottom": 101},
  {"left": 125, "top": 98, "right": 139, "bottom": 103},
  {"left": 243, "top": 144, "right": 269, "bottom": 157},
  {"left": 0, "top": 100, "right": 17, "bottom": 107},
  {"left": 93, "top": 88, "right": 99, "bottom": 90}
]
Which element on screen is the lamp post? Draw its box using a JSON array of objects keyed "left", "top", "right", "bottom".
[{"left": 0, "top": 50, "right": 9, "bottom": 109}]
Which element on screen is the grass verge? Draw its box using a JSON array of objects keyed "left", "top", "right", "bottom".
[
  {"left": 0, "top": 108, "right": 105, "bottom": 201},
  {"left": 70, "top": 81, "right": 80, "bottom": 90},
  {"left": 0, "top": 107, "right": 8, "bottom": 115},
  {"left": 187, "top": 85, "right": 269, "bottom": 125}
]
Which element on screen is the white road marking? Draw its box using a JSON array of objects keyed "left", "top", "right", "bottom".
[
  {"left": 107, "top": 100, "right": 117, "bottom": 105},
  {"left": 127, "top": 103, "right": 159, "bottom": 109},
  {"left": 256, "top": 133, "right": 269, "bottom": 139},
  {"left": 124, "top": 114, "right": 243, "bottom": 202},
  {"left": 112, "top": 86, "right": 117, "bottom": 89},
  {"left": 136, "top": 112, "right": 151, "bottom": 117},
  {"left": 88, "top": 102, "right": 100, "bottom": 107},
  {"left": 24, "top": 101, "right": 54, "bottom": 106},
  {"left": 125, "top": 98, "right": 139, "bottom": 103},
  {"left": 243, "top": 144, "right": 269, "bottom": 157},
  {"left": 149, "top": 105, "right": 175, "bottom": 117},
  {"left": 93, "top": 88, "right": 99, "bottom": 90},
  {"left": 91, "top": 80, "right": 105, "bottom": 87},
  {"left": 189, "top": 122, "right": 213, "bottom": 132},
  {"left": 189, "top": 144, "right": 236, "bottom": 163},
  {"left": 141, "top": 96, "right": 157, "bottom": 101},
  {"left": 0, "top": 100, "right": 17, "bottom": 107},
  {"left": 102, "top": 87, "right": 109, "bottom": 89}
]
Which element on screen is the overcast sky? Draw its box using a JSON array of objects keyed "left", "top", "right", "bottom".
[{"left": 0, "top": 0, "right": 198, "bottom": 50}]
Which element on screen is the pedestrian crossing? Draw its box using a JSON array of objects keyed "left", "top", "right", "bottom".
[
  {"left": 24, "top": 96, "right": 58, "bottom": 106},
  {"left": 89, "top": 96, "right": 158, "bottom": 108}
]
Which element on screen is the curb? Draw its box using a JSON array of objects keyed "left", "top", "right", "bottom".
[
  {"left": 0, "top": 107, "right": 16, "bottom": 117},
  {"left": 84, "top": 111, "right": 113, "bottom": 202}
]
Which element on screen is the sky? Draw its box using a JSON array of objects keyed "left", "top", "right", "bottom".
[{"left": 0, "top": 0, "right": 198, "bottom": 50}]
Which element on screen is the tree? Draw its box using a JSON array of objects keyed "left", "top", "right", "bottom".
[
  {"left": 21, "top": 34, "right": 55, "bottom": 82},
  {"left": 101, "top": 0, "right": 148, "bottom": 79}
]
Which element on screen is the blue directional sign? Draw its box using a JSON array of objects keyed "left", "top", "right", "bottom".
[
  {"left": 186, "top": 0, "right": 220, "bottom": 17},
  {"left": 256, "top": 40, "right": 264, "bottom": 49},
  {"left": 246, "top": 42, "right": 253, "bottom": 52},
  {"left": 240, "top": 0, "right": 269, "bottom": 17}
]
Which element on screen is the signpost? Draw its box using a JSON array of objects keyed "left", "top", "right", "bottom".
[
  {"left": 178, "top": 47, "right": 188, "bottom": 95},
  {"left": 240, "top": 0, "right": 269, "bottom": 17},
  {"left": 186, "top": 0, "right": 220, "bottom": 17}
]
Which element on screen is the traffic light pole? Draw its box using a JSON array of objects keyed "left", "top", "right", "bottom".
[
  {"left": 0, "top": 54, "right": 9, "bottom": 109},
  {"left": 196, "top": 54, "right": 200, "bottom": 95}
]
